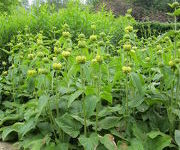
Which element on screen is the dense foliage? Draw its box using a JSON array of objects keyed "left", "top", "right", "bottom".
[
  {"left": 0, "top": 1, "right": 180, "bottom": 150},
  {"left": 0, "top": 2, "right": 135, "bottom": 62}
]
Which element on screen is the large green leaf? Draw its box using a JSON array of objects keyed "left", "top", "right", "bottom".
[
  {"left": 130, "top": 72, "right": 145, "bottom": 96},
  {"left": 78, "top": 133, "right": 99, "bottom": 150},
  {"left": 98, "top": 116, "right": 120, "bottom": 130},
  {"left": 175, "top": 130, "right": 180, "bottom": 148},
  {"left": 37, "top": 95, "right": 49, "bottom": 117},
  {"left": 100, "top": 91, "right": 112, "bottom": 103},
  {"left": 85, "top": 95, "right": 98, "bottom": 118},
  {"left": 100, "top": 134, "right": 118, "bottom": 150},
  {"left": 2, "top": 122, "right": 23, "bottom": 141},
  {"left": 19, "top": 118, "right": 36, "bottom": 138},
  {"left": 55, "top": 113, "right": 82, "bottom": 138},
  {"left": 147, "top": 131, "right": 171, "bottom": 150},
  {"left": 128, "top": 138, "right": 144, "bottom": 150},
  {"left": 68, "top": 90, "right": 83, "bottom": 108}
]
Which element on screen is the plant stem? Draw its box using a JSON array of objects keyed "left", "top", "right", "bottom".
[
  {"left": 125, "top": 75, "right": 129, "bottom": 117},
  {"left": 81, "top": 65, "right": 87, "bottom": 136},
  {"left": 96, "top": 63, "right": 101, "bottom": 133}
]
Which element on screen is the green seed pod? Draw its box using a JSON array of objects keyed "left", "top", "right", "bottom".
[
  {"left": 158, "top": 62, "right": 164, "bottom": 68},
  {"left": 122, "top": 66, "right": 132, "bottom": 74},
  {"left": 90, "top": 35, "right": 97, "bottom": 42},
  {"left": 76, "top": 56, "right": 86, "bottom": 64},
  {"left": 53, "top": 63, "right": 62, "bottom": 70},
  {"left": 100, "top": 32, "right": 106, "bottom": 38},
  {"left": 78, "top": 40, "right": 86, "bottom": 48},
  {"left": 145, "top": 57, "right": 150, "bottom": 62},
  {"left": 124, "top": 34, "right": 130, "bottom": 39},
  {"left": 78, "top": 33, "right": 85, "bottom": 39},
  {"left": 27, "top": 69, "right": 37, "bottom": 77},
  {"left": 28, "top": 54, "right": 34, "bottom": 60},
  {"left": 123, "top": 44, "right": 131, "bottom": 51},
  {"left": 62, "top": 31, "right": 71, "bottom": 38},
  {"left": 2, "top": 71, "right": 8, "bottom": 76},
  {"left": 98, "top": 41, "right": 105, "bottom": 47},
  {"left": 37, "top": 52, "right": 44, "bottom": 57},
  {"left": 54, "top": 47, "right": 61, "bottom": 54},
  {"left": 2, "top": 61, "right": 7, "bottom": 66},
  {"left": 125, "top": 26, "right": 133, "bottom": 33},
  {"left": 43, "top": 57, "right": 49, "bottom": 63},
  {"left": 62, "top": 51, "right": 71, "bottom": 58},
  {"left": 157, "top": 50, "right": 162, "bottom": 55},
  {"left": 38, "top": 68, "right": 48, "bottom": 75},
  {"left": 95, "top": 55, "right": 103, "bottom": 63},
  {"left": 91, "top": 24, "right": 96, "bottom": 30}
]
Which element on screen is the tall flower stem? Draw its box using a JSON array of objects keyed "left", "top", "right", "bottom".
[
  {"left": 80, "top": 65, "right": 87, "bottom": 136},
  {"left": 96, "top": 63, "right": 101, "bottom": 133}
]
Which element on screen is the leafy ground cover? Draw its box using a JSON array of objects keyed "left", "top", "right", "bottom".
[{"left": 0, "top": 1, "right": 180, "bottom": 150}]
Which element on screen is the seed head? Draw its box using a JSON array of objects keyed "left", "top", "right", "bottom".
[
  {"left": 27, "top": 69, "right": 37, "bottom": 77},
  {"left": 62, "top": 51, "right": 71, "bottom": 58},
  {"left": 53, "top": 63, "right": 62, "bottom": 70},
  {"left": 76, "top": 56, "right": 86, "bottom": 64},
  {"left": 123, "top": 44, "right": 131, "bottom": 51}
]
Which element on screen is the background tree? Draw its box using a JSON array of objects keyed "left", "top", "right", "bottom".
[{"left": 0, "top": 0, "right": 19, "bottom": 13}]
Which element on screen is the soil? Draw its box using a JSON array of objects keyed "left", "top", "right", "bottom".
[{"left": 0, "top": 142, "right": 17, "bottom": 150}]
